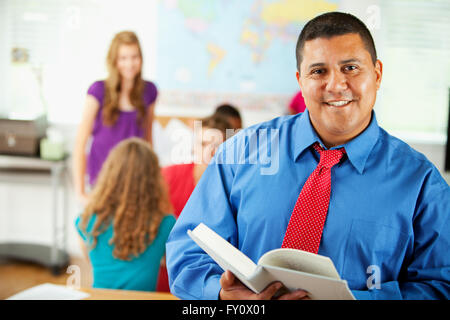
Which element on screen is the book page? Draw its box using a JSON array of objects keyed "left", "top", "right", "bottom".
[
  {"left": 262, "top": 265, "right": 355, "bottom": 300},
  {"left": 257, "top": 248, "right": 341, "bottom": 280},
  {"left": 187, "top": 223, "right": 257, "bottom": 279}
]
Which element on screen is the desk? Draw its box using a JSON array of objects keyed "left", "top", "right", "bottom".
[
  {"left": 80, "top": 287, "right": 179, "bottom": 300},
  {"left": 0, "top": 155, "right": 70, "bottom": 274}
]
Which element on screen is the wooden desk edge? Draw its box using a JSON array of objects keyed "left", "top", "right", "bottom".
[{"left": 80, "top": 287, "right": 179, "bottom": 300}]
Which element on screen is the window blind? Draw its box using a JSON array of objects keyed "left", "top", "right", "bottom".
[{"left": 378, "top": 0, "right": 450, "bottom": 143}]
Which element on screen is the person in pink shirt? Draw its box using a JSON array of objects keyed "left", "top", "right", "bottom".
[{"left": 288, "top": 90, "right": 307, "bottom": 114}]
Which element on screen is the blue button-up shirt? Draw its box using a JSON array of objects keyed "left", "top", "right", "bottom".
[{"left": 166, "top": 110, "right": 450, "bottom": 300}]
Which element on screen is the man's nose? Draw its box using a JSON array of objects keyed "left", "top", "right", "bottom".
[{"left": 325, "top": 70, "right": 348, "bottom": 92}]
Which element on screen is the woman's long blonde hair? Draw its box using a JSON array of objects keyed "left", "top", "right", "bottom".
[
  {"left": 80, "top": 138, "right": 171, "bottom": 260},
  {"left": 103, "top": 31, "right": 146, "bottom": 126}
]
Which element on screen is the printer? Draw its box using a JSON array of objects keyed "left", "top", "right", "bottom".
[{"left": 0, "top": 114, "right": 47, "bottom": 156}]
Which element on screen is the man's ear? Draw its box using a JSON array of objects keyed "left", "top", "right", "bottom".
[
  {"left": 296, "top": 71, "right": 303, "bottom": 91},
  {"left": 375, "top": 60, "right": 383, "bottom": 90}
]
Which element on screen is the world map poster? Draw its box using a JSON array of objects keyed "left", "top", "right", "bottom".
[{"left": 156, "top": 0, "right": 339, "bottom": 113}]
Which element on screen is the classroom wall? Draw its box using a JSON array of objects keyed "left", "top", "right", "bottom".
[{"left": 1, "top": 0, "right": 449, "bottom": 261}]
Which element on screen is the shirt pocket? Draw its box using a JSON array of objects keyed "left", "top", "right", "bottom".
[{"left": 342, "top": 218, "right": 409, "bottom": 290}]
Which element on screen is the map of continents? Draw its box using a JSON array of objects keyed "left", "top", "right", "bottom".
[{"left": 157, "top": 0, "right": 338, "bottom": 98}]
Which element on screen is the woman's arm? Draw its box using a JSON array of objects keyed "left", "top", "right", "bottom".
[
  {"left": 144, "top": 102, "right": 155, "bottom": 146},
  {"left": 78, "top": 237, "right": 90, "bottom": 263},
  {"left": 72, "top": 95, "right": 99, "bottom": 204}
]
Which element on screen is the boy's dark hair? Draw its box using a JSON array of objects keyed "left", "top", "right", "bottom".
[
  {"left": 214, "top": 104, "right": 242, "bottom": 120},
  {"left": 296, "top": 12, "right": 377, "bottom": 71},
  {"left": 201, "top": 114, "right": 231, "bottom": 139}
]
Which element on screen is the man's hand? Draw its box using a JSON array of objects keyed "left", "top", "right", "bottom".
[{"left": 219, "top": 270, "right": 310, "bottom": 300}]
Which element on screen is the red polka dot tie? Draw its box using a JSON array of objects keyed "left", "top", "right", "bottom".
[{"left": 282, "top": 142, "right": 346, "bottom": 254}]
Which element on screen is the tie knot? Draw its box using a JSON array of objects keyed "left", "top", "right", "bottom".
[{"left": 312, "top": 142, "right": 346, "bottom": 169}]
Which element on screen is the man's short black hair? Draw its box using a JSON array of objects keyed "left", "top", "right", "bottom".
[{"left": 296, "top": 12, "right": 377, "bottom": 71}]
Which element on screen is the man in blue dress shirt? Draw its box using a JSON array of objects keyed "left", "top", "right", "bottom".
[{"left": 166, "top": 12, "right": 450, "bottom": 300}]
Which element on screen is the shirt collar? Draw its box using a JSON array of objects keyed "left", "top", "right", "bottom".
[
  {"left": 292, "top": 109, "right": 322, "bottom": 160},
  {"left": 292, "top": 109, "right": 380, "bottom": 174}
]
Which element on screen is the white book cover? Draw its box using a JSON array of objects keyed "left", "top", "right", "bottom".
[{"left": 188, "top": 223, "right": 355, "bottom": 300}]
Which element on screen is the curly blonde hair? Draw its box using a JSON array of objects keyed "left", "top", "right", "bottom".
[
  {"left": 80, "top": 138, "right": 171, "bottom": 260},
  {"left": 103, "top": 31, "right": 146, "bottom": 126}
]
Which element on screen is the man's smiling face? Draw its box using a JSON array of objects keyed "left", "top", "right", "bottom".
[{"left": 297, "top": 33, "right": 382, "bottom": 147}]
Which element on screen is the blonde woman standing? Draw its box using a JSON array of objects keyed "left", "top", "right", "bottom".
[{"left": 73, "top": 31, "right": 157, "bottom": 204}]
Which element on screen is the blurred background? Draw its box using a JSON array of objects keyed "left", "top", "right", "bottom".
[{"left": 0, "top": 0, "right": 449, "bottom": 299}]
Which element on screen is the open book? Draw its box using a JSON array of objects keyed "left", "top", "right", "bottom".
[{"left": 188, "top": 223, "right": 355, "bottom": 300}]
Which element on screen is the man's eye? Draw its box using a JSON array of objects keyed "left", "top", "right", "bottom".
[
  {"left": 311, "top": 69, "right": 325, "bottom": 75},
  {"left": 344, "top": 65, "right": 357, "bottom": 71}
]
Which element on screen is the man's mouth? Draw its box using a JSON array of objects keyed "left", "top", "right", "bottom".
[{"left": 324, "top": 100, "right": 353, "bottom": 107}]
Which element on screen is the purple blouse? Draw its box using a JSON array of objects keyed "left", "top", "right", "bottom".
[{"left": 86, "top": 80, "right": 157, "bottom": 185}]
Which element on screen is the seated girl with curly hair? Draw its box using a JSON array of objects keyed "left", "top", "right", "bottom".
[{"left": 75, "top": 137, "right": 175, "bottom": 291}]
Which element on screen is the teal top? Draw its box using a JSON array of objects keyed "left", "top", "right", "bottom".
[{"left": 75, "top": 214, "right": 176, "bottom": 291}]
